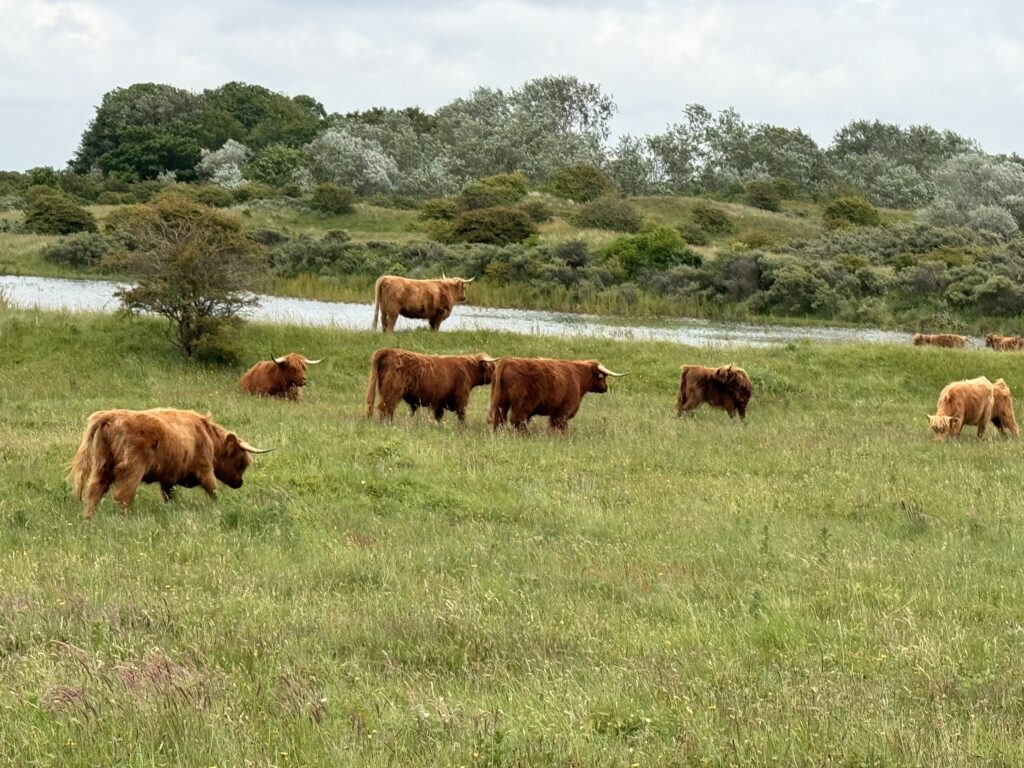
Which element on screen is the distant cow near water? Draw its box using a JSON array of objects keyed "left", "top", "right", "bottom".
[
  {"left": 70, "top": 408, "right": 271, "bottom": 519},
  {"left": 365, "top": 348, "right": 496, "bottom": 421},
  {"left": 239, "top": 353, "right": 323, "bottom": 399},
  {"left": 372, "top": 275, "right": 474, "bottom": 333},
  {"left": 488, "top": 358, "right": 626, "bottom": 433},
  {"left": 986, "top": 334, "right": 1023, "bottom": 351},
  {"left": 913, "top": 333, "right": 967, "bottom": 348},
  {"left": 676, "top": 364, "right": 753, "bottom": 420}
]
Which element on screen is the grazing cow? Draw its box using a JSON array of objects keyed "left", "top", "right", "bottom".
[
  {"left": 928, "top": 376, "right": 995, "bottom": 440},
  {"left": 371, "top": 275, "right": 474, "bottom": 333},
  {"left": 365, "top": 348, "right": 497, "bottom": 422},
  {"left": 986, "top": 334, "right": 1023, "bottom": 351},
  {"left": 239, "top": 353, "right": 323, "bottom": 399},
  {"left": 676, "top": 364, "right": 754, "bottom": 420},
  {"left": 488, "top": 358, "right": 625, "bottom": 433},
  {"left": 991, "top": 378, "right": 1019, "bottom": 437},
  {"left": 70, "top": 408, "right": 271, "bottom": 519},
  {"left": 913, "top": 333, "right": 967, "bottom": 348}
]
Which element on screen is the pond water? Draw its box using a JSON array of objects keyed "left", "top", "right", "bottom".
[{"left": 1, "top": 274, "right": 930, "bottom": 348}]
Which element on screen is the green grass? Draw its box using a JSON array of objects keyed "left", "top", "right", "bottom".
[
  {"left": 3, "top": 310, "right": 1024, "bottom": 765},
  {"left": 237, "top": 199, "right": 426, "bottom": 242}
]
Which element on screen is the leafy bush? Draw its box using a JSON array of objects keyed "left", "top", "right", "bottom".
[
  {"left": 677, "top": 221, "right": 709, "bottom": 246},
  {"left": 744, "top": 180, "right": 782, "bottom": 212},
  {"left": 772, "top": 177, "right": 798, "bottom": 200},
  {"left": 192, "top": 184, "right": 235, "bottom": 208},
  {"left": 363, "top": 193, "right": 420, "bottom": 209},
  {"left": 543, "top": 164, "right": 615, "bottom": 202},
  {"left": 232, "top": 182, "right": 275, "bottom": 203},
  {"left": 96, "top": 191, "right": 134, "bottom": 205},
  {"left": 310, "top": 184, "right": 356, "bottom": 215},
  {"left": 752, "top": 255, "right": 837, "bottom": 315},
  {"left": 601, "top": 226, "right": 702, "bottom": 278},
  {"left": 249, "top": 229, "right": 290, "bottom": 247},
  {"left": 519, "top": 198, "right": 553, "bottom": 223},
  {"left": 458, "top": 173, "right": 530, "bottom": 210},
  {"left": 41, "top": 233, "right": 113, "bottom": 268},
  {"left": 24, "top": 194, "right": 98, "bottom": 235},
  {"left": 572, "top": 196, "right": 642, "bottom": 232},
  {"left": 691, "top": 202, "right": 733, "bottom": 234},
  {"left": 823, "top": 196, "right": 881, "bottom": 228},
  {"left": 447, "top": 207, "right": 537, "bottom": 245},
  {"left": 419, "top": 197, "right": 459, "bottom": 220},
  {"left": 554, "top": 240, "right": 591, "bottom": 268}
]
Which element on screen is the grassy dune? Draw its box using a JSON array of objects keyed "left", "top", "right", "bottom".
[{"left": 3, "top": 311, "right": 1024, "bottom": 765}]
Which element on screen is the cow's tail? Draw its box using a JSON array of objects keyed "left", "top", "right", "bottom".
[
  {"left": 70, "top": 412, "right": 108, "bottom": 499},
  {"left": 365, "top": 351, "right": 381, "bottom": 418},
  {"left": 371, "top": 276, "right": 383, "bottom": 330}
]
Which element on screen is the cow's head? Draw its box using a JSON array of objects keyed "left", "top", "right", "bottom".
[
  {"left": 927, "top": 414, "right": 960, "bottom": 441},
  {"left": 444, "top": 276, "right": 473, "bottom": 304},
  {"left": 985, "top": 334, "right": 995, "bottom": 347},
  {"left": 273, "top": 353, "right": 323, "bottom": 388},
  {"left": 588, "top": 361, "right": 626, "bottom": 393},
  {"left": 216, "top": 433, "right": 272, "bottom": 488},
  {"left": 473, "top": 353, "right": 498, "bottom": 385},
  {"left": 716, "top": 364, "right": 753, "bottom": 404},
  {"left": 912, "top": 334, "right": 923, "bottom": 345}
]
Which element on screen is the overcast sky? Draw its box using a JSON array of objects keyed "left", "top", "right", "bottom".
[{"left": 2, "top": 0, "right": 1022, "bottom": 171}]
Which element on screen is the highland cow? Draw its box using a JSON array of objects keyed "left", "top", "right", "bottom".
[
  {"left": 239, "top": 353, "right": 322, "bottom": 399},
  {"left": 928, "top": 377, "right": 995, "bottom": 440},
  {"left": 913, "top": 333, "right": 967, "bottom": 348},
  {"left": 676, "top": 364, "right": 754, "bottom": 420},
  {"left": 985, "top": 334, "right": 1023, "bottom": 351},
  {"left": 371, "top": 274, "right": 473, "bottom": 333}
]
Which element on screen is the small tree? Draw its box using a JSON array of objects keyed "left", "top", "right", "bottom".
[
  {"left": 543, "top": 164, "right": 615, "bottom": 201},
  {"left": 24, "top": 193, "right": 98, "bottom": 234},
  {"left": 823, "top": 196, "right": 881, "bottom": 228},
  {"left": 104, "top": 193, "right": 266, "bottom": 357},
  {"left": 310, "top": 183, "right": 355, "bottom": 214},
  {"left": 744, "top": 180, "right": 781, "bottom": 212}
]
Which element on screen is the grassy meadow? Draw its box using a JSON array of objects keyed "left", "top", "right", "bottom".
[{"left": 3, "top": 309, "right": 1024, "bottom": 765}]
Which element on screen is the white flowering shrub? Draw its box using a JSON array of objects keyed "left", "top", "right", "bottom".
[
  {"left": 921, "top": 154, "right": 1024, "bottom": 239},
  {"left": 195, "top": 139, "right": 251, "bottom": 189},
  {"left": 304, "top": 128, "right": 399, "bottom": 195}
]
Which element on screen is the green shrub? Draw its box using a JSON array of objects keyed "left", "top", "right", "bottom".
[
  {"left": 601, "top": 226, "right": 702, "bottom": 278},
  {"left": 691, "top": 202, "right": 734, "bottom": 234},
  {"left": 192, "top": 185, "right": 235, "bottom": 208},
  {"left": 419, "top": 197, "right": 460, "bottom": 221},
  {"left": 744, "top": 180, "right": 782, "bottom": 212},
  {"left": 279, "top": 181, "right": 304, "bottom": 198},
  {"left": 249, "top": 229, "right": 290, "bottom": 247},
  {"left": 519, "top": 198, "right": 553, "bottom": 223},
  {"left": 232, "top": 182, "right": 276, "bottom": 203},
  {"left": 677, "top": 221, "right": 709, "bottom": 246},
  {"left": 823, "top": 196, "right": 882, "bottom": 229},
  {"left": 458, "top": 173, "right": 530, "bottom": 210},
  {"left": 572, "top": 196, "right": 642, "bottom": 232},
  {"left": 310, "top": 184, "right": 355, "bottom": 215},
  {"left": 554, "top": 240, "right": 591, "bottom": 268},
  {"left": 96, "top": 191, "right": 133, "bottom": 205},
  {"left": 447, "top": 207, "right": 537, "bottom": 245},
  {"left": 24, "top": 194, "right": 98, "bottom": 235},
  {"left": 363, "top": 193, "right": 420, "bottom": 210},
  {"left": 323, "top": 229, "right": 351, "bottom": 243},
  {"left": 40, "top": 233, "right": 112, "bottom": 268},
  {"left": 772, "top": 177, "right": 798, "bottom": 200},
  {"left": 543, "top": 165, "right": 615, "bottom": 202}
]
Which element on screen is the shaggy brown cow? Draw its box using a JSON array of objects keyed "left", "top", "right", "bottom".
[
  {"left": 991, "top": 378, "right": 1019, "bottom": 437},
  {"left": 371, "top": 275, "right": 473, "bottom": 332},
  {"left": 928, "top": 376, "right": 995, "bottom": 440},
  {"left": 365, "top": 348, "right": 497, "bottom": 421},
  {"left": 239, "top": 353, "right": 323, "bottom": 399},
  {"left": 488, "top": 358, "right": 625, "bottom": 433},
  {"left": 913, "top": 333, "right": 967, "bottom": 348},
  {"left": 70, "top": 408, "right": 271, "bottom": 519},
  {"left": 986, "top": 334, "right": 1023, "bottom": 351},
  {"left": 676, "top": 364, "right": 754, "bottom": 420}
]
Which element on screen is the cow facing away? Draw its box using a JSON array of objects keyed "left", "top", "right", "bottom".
[
  {"left": 70, "top": 408, "right": 271, "bottom": 519},
  {"left": 239, "top": 353, "right": 323, "bottom": 399},
  {"left": 913, "top": 333, "right": 967, "bottom": 348},
  {"left": 990, "top": 378, "right": 1019, "bottom": 437},
  {"left": 676, "top": 364, "right": 753, "bottom": 420},
  {"left": 372, "top": 275, "right": 473, "bottom": 332},
  {"left": 928, "top": 376, "right": 1003, "bottom": 440},
  {"left": 986, "top": 334, "right": 1024, "bottom": 351},
  {"left": 488, "top": 358, "right": 625, "bottom": 433},
  {"left": 365, "top": 348, "right": 496, "bottom": 421}
]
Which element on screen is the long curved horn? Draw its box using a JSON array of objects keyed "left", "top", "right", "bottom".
[
  {"left": 462, "top": 276, "right": 475, "bottom": 283},
  {"left": 273, "top": 355, "right": 287, "bottom": 364},
  {"left": 303, "top": 357, "right": 324, "bottom": 365},
  {"left": 442, "top": 268, "right": 447, "bottom": 279},
  {"left": 239, "top": 441, "right": 273, "bottom": 454},
  {"left": 481, "top": 355, "right": 501, "bottom": 363},
  {"left": 597, "top": 364, "right": 626, "bottom": 377}
]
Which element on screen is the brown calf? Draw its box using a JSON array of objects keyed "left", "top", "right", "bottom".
[{"left": 676, "top": 364, "right": 753, "bottom": 420}]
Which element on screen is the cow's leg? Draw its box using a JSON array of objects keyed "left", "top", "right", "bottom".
[
  {"left": 510, "top": 407, "right": 531, "bottom": 434},
  {"left": 737, "top": 402, "right": 747, "bottom": 421},
  {"left": 676, "top": 392, "right": 686, "bottom": 417},
  {"left": 382, "top": 312, "right": 397, "bottom": 333},
  {"left": 977, "top": 419, "right": 988, "bottom": 440},
  {"left": 111, "top": 466, "right": 146, "bottom": 513},
  {"left": 83, "top": 470, "right": 114, "bottom": 520},
  {"left": 548, "top": 416, "right": 569, "bottom": 434},
  {"left": 199, "top": 471, "right": 218, "bottom": 499},
  {"left": 724, "top": 398, "right": 737, "bottom": 419},
  {"left": 160, "top": 483, "right": 175, "bottom": 502}
]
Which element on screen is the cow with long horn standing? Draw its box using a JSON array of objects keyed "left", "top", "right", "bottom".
[
  {"left": 239, "top": 353, "right": 323, "bottom": 399},
  {"left": 70, "top": 408, "right": 271, "bottom": 519},
  {"left": 371, "top": 274, "right": 474, "bottom": 333},
  {"left": 365, "top": 348, "right": 497, "bottom": 422},
  {"left": 488, "top": 358, "right": 626, "bottom": 433}
]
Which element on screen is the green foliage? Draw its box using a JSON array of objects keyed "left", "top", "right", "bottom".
[
  {"left": 40, "top": 233, "right": 113, "bottom": 268},
  {"left": 690, "top": 202, "right": 734, "bottom": 234},
  {"left": 245, "top": 143, "right": 306, "bottom": 186},
  {"left": 191, "top": 184, "right": 235, "bottom": 208},
  {"left": 23, "top": 193, "right": 98, "bottom": 235},
  {"left": 572, "top": 196, "right": 642, "bottom": 232},
  {"left": 772, "top": 177, "right": 798, "bottom": 200},
  {"left": 601, "top": 225, "right": 702, "bottom": 278},
  {"left": 823, "top": 196, "right": 881, "bottom": 228},
  {"left": 309, "top": 184, "right": 356, "bottom": 215},
  {"left": 104, "top": 193, "right": 266, "bottom": 357},
  {"left": 518, "top": 198, "right": 553, "bottom": 223},
  {"left": 458, "top": 173, "right": 530, "bottom": 210},
  {"left": 744, "top": 180, "right": 782, "bottom": 212},
  {"left": 419, "top": 197, "right": 460, "bottom": 221},
  {"left": 231, "top": 182, "right": 276, "bottom": 203},
  {"left": 543, "top": 164, "right": 615, "bottom": 201},
  {"left": 447, "top": 206, "right": 537, "bottom": 245},
  {"left": 677, "top": 221, "right": 710, "bottom": 246},
  {"left": 362, "top": 193, "right": 420, "bottom": 210}
]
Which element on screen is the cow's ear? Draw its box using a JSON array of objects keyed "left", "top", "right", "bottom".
[{"left": 224, "top": 432, "right": 240, "bottom": 450}]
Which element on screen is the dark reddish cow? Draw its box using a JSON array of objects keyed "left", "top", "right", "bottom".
[
  {"left": 676, "top": 364, "right": 753, "bottom": 420},
  {"left": 239, "top": 353, "right": 323, "bottom": 399},
  {"left": 70, "top": 408, "right": 271, "bottom": 519},
  {"left": 371, "top": 275, "right": 473, "bottom": 332},
  {"left": 488, "top": 358, "right": 625, "bottom": 433},
  {"left": 986, "top": 334, "right": 1023, "bottom": 351},
  {"left": 365, "top": 348, "right": 496, "bottom": 421}
]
